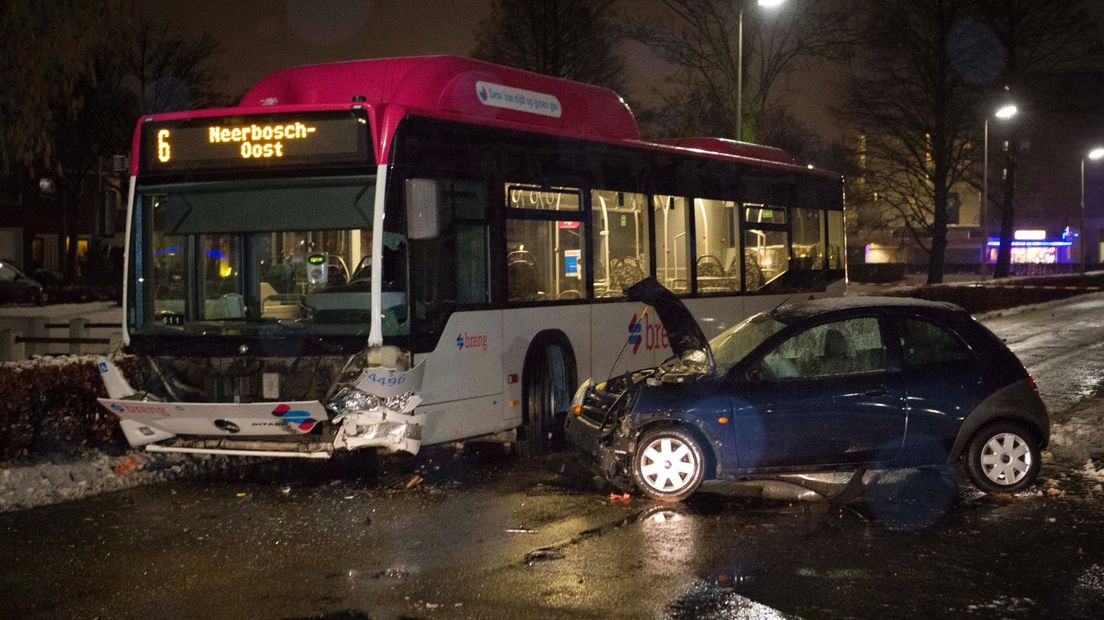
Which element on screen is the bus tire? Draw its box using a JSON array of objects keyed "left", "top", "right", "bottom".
[{"left": 519, "top": 335, "right": 576, "bottom": 458}]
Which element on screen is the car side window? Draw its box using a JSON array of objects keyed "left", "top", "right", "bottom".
[
  {"left": 756, "top": 317, "right": 886, "bottom": 380},
  {"left": 898, "top": 318, "right": 971, "bottom": 366}
]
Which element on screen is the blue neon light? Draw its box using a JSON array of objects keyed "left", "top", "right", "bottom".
[{"left": 985, "top": 240, "right": 1072, "bottom": 247}]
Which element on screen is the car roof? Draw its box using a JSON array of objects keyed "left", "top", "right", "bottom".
[{"left": 771, "top": 296, "right": 966, "bottom": 324}]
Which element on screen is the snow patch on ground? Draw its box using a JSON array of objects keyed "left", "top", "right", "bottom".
[
  {"left": 1046, "top": 398, "right": 1104, "bottom": 482},
  {"left": 0, "top": 450, "right": 242, "bottom": 513}
]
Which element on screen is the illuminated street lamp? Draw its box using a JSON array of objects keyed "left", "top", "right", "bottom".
[
  {"left": 736, "top": 0, "right": 787, "bottom": 141},
  {"left": 1080, "top": 146, "right": 1104, "bottom": 272},
  {"left": 980, "top": 102, "right": 1018, "bottom": 272}
]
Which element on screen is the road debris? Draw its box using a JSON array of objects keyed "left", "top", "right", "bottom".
[
  {"left": 405, "top": 474, "right": 424, "bottom": 489},
  {"left": 525, "top": 547, "right": 565, "bottom": 565},
  {"left": 608, "top": 492, "right": 631, "bottom": 503},
  {"left": 506, "top": 528, "right": 536, "bottom": 533},
  {"left": 113, "top": 456, "right": 137, "bottom": 476}
]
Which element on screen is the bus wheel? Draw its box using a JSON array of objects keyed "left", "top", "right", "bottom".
[{"left": 519, "top": 342, "right": 574, "bottom": 458}]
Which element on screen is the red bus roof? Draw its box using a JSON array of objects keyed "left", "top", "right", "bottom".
[{"left": 134, "top": 56, "right": 836, "bottom": 179}]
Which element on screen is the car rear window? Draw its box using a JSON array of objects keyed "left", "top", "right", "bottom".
[{"left": 898, "top": 318, "right": 971, "bottom": 366}]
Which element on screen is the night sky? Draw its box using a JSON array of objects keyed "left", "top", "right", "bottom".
[{"left": 146, "top": 0, "right": 1104, "bottom": 216}]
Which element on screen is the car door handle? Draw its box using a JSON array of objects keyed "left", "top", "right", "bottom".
[{"left": 864, "top": 386, "right": 888, "bottom": 397}]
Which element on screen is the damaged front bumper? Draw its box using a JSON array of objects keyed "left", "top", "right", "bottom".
[
  {"left": 328, "top": 361, "right": 426, "bottom": 454},
  {"left": 563, "top": 381, "right": 638, "bottom": 489},
  {"left": 96, "top": 348, "right": 430, "bottom": 458}
]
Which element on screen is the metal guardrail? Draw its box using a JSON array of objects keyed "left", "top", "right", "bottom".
[
  {"left": 44, "top": 322, "right": 119, "bottom": 329},
  {"left": 15, "top": 336, "right": 111, "bottom": 345},
  {"left": 0, "top": 317, "right": 121, "bottom": 361}
]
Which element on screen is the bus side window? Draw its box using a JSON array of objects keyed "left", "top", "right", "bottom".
[
  {"left": 693, "top": 198, "right": 740, "bottom": 294},
  {"left": 791, "top": 207, "right": 825, "bottom": 271},
  {"left": 505, "top": 184, "right": 585, "bottom": 302},
  {"left": 654, "top": 194, "right": 689, "bottom": 294},
  {"left": 591, "top": 189, "right": 649, "bottom": 298},
  {"left": 411, "top": 179, "right": 488, "bottom": 336},
  {"left": 743, "top": 203, "right": 790, "bottom": 292}
]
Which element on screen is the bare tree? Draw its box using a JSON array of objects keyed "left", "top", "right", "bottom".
[
  {"left": 843, "top": 0, "right": 980, "bottom": 284},
  {"left": 1, "top": 0, "right": 221, "bottom": 279},
  {"left": 627, "top": 0, "right": 856, "bottom": 141},
  {"left": 971, "top": 0, "right": 1103, "bottom": 277},
  {"left": 473, "top": 0, "right": 626, "bottom": 91}
]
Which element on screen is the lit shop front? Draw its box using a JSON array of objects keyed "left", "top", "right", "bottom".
[{"left": 985, "top": 229, "right": 1075, "bottom": 264}]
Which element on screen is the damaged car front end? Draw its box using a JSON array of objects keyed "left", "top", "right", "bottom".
[{"left": 566, "top": 278, "right": 1049, "bottom": 503}]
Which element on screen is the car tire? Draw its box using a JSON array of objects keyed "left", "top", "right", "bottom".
[
  {"left": 964, "top": 420, "right": 1041, "bottom": 494},
  {"left": 632, "top": 427, "right": 707, "bottom": 502}
]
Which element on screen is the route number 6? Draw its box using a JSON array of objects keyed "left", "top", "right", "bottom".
[{"left": 157, "top": 129, "right": 171, "bottom": 163}]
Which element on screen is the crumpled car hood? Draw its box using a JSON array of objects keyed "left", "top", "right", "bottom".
[{"left": 625, "top": 276, "right": 714, "bottom": 371}]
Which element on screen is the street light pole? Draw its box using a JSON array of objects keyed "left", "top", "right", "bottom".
[
  {"left": 1081, "top": 147, "right": 1104, "bottom": 273},
  {"left": 981, "top": 117, "right": 989, "bottom": 272},
  {"left": 736, "top": 0, "right": 786, "bottom": 143},
  {"left": 981, "top": 103, "right": 1018, "bottom": 275},
  {"left": 737, "top": 5, "right": 744, "bottom": 142}
]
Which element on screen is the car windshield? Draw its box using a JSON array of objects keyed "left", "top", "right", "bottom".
[{"left": 681, "top": 312, "right": 787, "bottom": 375}]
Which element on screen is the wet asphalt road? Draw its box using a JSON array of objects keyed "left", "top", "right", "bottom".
[{"left": 5, "top": 294, "right": 1104, "bottom": 619}]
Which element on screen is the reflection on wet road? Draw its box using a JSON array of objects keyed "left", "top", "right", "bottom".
[
  {"left": 3, "top": 295, "right": 1104, "bottom": 618},
  {"left": 3, "top": 447, "right": 1104, "bottom": 619},
  {"left": 983, "top": 293, "right": 1104, "bottom": 412}
]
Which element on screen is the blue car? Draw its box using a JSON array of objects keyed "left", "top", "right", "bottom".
[{"left": 565, "top": 277, "right": 1049, "bottom": 501}]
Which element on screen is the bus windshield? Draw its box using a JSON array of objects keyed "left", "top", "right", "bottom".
[{"left": 134, "top": 174, "right": 409, "bottom": 337}]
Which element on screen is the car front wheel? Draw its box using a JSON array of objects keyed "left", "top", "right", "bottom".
[
  {"left": 964, "top": 421, "right": 1041, "bottom": 494},
  {"left": 632, "top": 427, "right": 707, "bottom": 502}
]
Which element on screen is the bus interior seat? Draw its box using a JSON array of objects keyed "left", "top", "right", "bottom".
[
  {"left": 696, "top": 255, "right": 724, "bottom": 277},
  {"left": 507, "top": 250, "right": 541, "bottom": 301},
  {"left": 608, "top": 256, "right": 645, "bottom": 291}
]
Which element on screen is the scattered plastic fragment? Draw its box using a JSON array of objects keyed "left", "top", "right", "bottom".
[
  {"left": 113, "top": 456, "right": 137, "bottom": 476},
  {"left": 506, "top": 528, "right": 537, "bottom": 533},
  {"left": 279, "top": 486, "right": 291, "bottom": 495},
  {"left": 344, "top": 495, "right": 355, "bottom": 500},
  {"left": 608, "top": 492, "right": 631, "bottom": 503},
  {"left": 1046, "top": 517, "right": 1057, "bottom": 523},
  {"left": 1047, "top": 487, "right": 1062, "bottom": 497},
  {"left": 235, "top": 491, "right": 248, "bottom": 498},
  {"left": 405, "top": 474, "right": 424, "bottom": 489},
  {"left": 525, "top": 547, "right": 565, "bottom": 564}
]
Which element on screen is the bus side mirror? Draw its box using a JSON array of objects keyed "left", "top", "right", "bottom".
[{"left": 406, "top": 178, "right": 442, "bottom": 240}]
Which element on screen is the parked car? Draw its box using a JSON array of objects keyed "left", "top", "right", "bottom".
[
  {"left": 0, "top": 261, "right": 45, "bottom": 305},
  {"left": 565, "top": 277, "right": 1048, "bottom": 501}
]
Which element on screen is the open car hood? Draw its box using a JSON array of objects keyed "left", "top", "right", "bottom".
[{"left": 625, "top": 277, "right": 715, "bottom": 372}]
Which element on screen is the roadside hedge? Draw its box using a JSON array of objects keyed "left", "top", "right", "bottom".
[{"left": 0, "top": 356, "right": 134, "bottom": 463}]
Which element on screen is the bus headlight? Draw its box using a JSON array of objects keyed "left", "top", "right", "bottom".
[{"left": 329, "top": 387, "right": 415, "bottom": 416}]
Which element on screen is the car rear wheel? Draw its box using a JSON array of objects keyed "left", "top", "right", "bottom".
[
  {"left": 964, "top": 421, "right": 1041, "bottom": 494},
  {"left": 632, "top": 427, "right": 706, "bottom": 502}
]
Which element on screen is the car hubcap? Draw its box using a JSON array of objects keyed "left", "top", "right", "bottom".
[
  {"left": 980, "top": 433, "right": 1032, "bottom": 486},
  {"left": 640, "top": 437, "right": 697, "bottom": 493}
]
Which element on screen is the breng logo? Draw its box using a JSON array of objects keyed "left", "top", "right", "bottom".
[
  {"left": 456, "top": 332, "right": 489, "bottom": 351},
  {"left": 628, "top": 313, "right": 643, "bottom": 354},
  {"left": 271, "top": 404, "right": 317, "bottom": 431},
  {"left": 626, "top": 313, "right": 669, "bottom": 354}
]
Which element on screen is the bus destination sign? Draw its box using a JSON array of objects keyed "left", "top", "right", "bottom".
[{"left": 140, "top": 110, "right": 370, "bottom": 174}]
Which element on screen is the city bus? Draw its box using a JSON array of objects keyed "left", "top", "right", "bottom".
[{"left": 96, "top": 56, "right": 846, "bottom": 459}]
